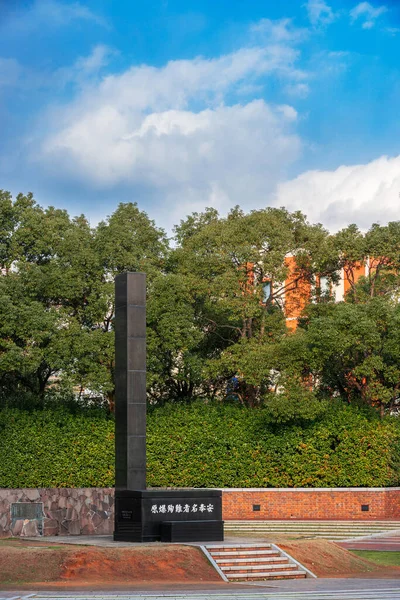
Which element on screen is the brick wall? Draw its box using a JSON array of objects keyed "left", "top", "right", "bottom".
[
  {"left": 386, "top": 489, "right": 400, "bottom": 519},
  {"left": 221, "top": 488, "right": 400, "bottom": 520},
  {"left": 0, "top": 487, "right": 399, "bottom": 537}
]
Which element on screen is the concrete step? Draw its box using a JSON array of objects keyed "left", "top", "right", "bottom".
[
  {"left": 216, "top": 556, "right": 287, "bottom": 564},
  {"left": 227, "top": 569, "right": 307, "bottom": 580},
  {"left": 225, "top": 524, "right": 400, "bottom": 529},
  {"left": 208, "top": 543, "right": 273, "bottom": 549},
  {"left": 224, "top": 521, "right": 400, "bottom": 540},
  {"left": 222, "top": 563, "right": 295, "bottom": 572},
  {"left": 225, "top": 525, "right": 400, "bottom": 530},
  {"left": 210, "top": 549, "right": 277, "bottom": 556},
  {"left": 218, "top": 560, "right": 290, "bottom": 568},
  {"left": 225, "top": 520, "right": 400, "bottom": 524},
  {"left": 225, "top": 521, "right": 400, "bottom": 527}
]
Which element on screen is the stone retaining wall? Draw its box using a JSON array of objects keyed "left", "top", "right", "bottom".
[
  {"left": 0, "top": 487, "right": 399, "bottom": 537},
  {"left": 0, "top": 488, "right": 114, "bottom": 537}
]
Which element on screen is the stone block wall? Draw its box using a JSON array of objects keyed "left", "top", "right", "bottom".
[
  {"left": 0, "top": 488, "right": 114, "bottom": 537},
  {"left": 0, "top": 487, "right": 399, "bottom": 537}
]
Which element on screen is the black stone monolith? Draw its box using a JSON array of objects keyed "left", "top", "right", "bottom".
[
  {"left": 114, "top": 272, "right": 147, "bottom": 491},
  {"left": 114, "top": 272, "right": 223, "bottom": 543}
]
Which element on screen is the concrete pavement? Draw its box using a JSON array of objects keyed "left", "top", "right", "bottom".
[
  {"left": 2, "top": 580, "right": 400, "bottom": 600},
  {"left": 339, "top": 534, "right": 400, "bottom": 552}
]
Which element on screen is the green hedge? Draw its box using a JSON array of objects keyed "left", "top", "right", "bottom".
[
  {"left": 0, "top": 402, "right": 399, "bottom": 488},
  {"left": 0, "top": 409, "right": 115, "bottom": 488}
]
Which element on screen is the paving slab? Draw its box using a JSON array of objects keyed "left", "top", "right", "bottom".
[
  {"left": 23, "top": 535, "right": 271, "bottom": 548},
  {"left": 339, "top": 535, "right": 400, "bottom": 552},
  {"left": 3, "top": 580, "right": 400, "bottom": 600}
]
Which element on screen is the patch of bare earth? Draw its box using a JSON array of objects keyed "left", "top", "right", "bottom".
[
  {"left": 0, "top": 539, "right": 221, "bottom": 588},
  {"left": 279, "top": 539, "right": 400, "bottom": 578}
]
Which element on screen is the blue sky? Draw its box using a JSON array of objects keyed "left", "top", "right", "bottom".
[{"left": 0, "top": 0, "right": 399, "bottom": 232}]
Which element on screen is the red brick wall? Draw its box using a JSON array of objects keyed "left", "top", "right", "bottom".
[
  {"left": 221, "top": 488, "right": 400, "bottom": 520},
  {"left": 386, "top": 489, "right": 400, "bottom": 519}
]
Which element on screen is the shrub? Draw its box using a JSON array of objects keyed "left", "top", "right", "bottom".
[{"left": 0, "top": 401, "right": 399, "bottom": 488}]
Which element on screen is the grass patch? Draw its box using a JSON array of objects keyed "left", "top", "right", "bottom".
[{"left": 350, "top": 550, "right": 400, "bottom": 567}]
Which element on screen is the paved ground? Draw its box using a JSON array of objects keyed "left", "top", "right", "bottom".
[
  {"left": 0, "top": 579, "right": 400, "bottom": 600},
  {"left": 339, "top": 535, "right": 400, "bottom": 552},
  {"left": 24, "top": 535, "right": 271, "bottom": 548},
  {"left": 30, "top": 530, "right": 400, "bottom": 550},
  {"left": 2, "top": 580, "right": 400, "bottom": 600}
]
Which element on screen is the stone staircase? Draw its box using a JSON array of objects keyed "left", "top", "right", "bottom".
[
  {"left": 205, "top": 543, "right": 312, "bottom": 581},
  {"left": 224, "top": 520, "right": 400, "bottom": 540}
]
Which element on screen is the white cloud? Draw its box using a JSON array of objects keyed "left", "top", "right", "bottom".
[
  {"left": 251, "top": 18, "right": 309, "bottom": 43},
  {"left": 0, "top": 0, "right": 107, "bottom": 33},
  {"left": 55, "top": 45, "right": 116, "bottom": 88},
  {"left": 305, "top": 0, "right": 337, "bottom": 27},
  {"left": 35, "top": 39, "right": 305, "bottom": 231},
  {"left": 274, "top": 155, "right": 400, "bottom": 230},
  {"left": 285, "top": 82, "right": 310, "bottom": 97},
  {"left": 0, "top": 45, "right": 115, "bottom": 96},
  {"left": 350, "top": 2, "right": 388, "bottom": 29}
]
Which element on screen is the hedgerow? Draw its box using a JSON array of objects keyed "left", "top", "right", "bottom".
[{"left": 0, "top": 402, "right": 399, "bottom": 488}]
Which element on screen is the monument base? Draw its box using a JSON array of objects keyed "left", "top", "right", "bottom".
[{"left": 114, "top": 489, "right": 224, "bottom": 542}]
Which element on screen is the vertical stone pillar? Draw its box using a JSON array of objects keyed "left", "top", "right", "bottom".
[{"left": 115, "top": 272, "right": 146, "bottom": 491}]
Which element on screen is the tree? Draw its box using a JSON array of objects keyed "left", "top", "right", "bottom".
[
  {"left": 0, "top": 194, "right": 168, "bottom": 408},
  {"left": 294, "top": 297, "right": 400, "bottom": 416},
  {"left": 169, "top": 206, "right": 339, "bottom": 405}
]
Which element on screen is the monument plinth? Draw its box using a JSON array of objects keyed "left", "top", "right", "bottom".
[{"left": 113, "top": 272, "right": 223, "bottom": 543}]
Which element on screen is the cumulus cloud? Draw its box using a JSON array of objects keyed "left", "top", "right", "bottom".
[
  {"left": 305, "top": 0, "right": 337, "bottom": 27},
  {"left": 36, "top": 38, "right": 306, "bottom": 230},
  {"left": 274, "top": 155, "right": 400, "bottom": 230},
  {"left": 0, "top": 0, "right": 107, "bottom": 33},
  {"left": 350, "top": 2, "right": 388, "bottom": 29}
]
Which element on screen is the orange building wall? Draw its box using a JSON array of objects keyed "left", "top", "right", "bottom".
[
  {"left": 284, "top": 256, "right": 311, "bottom": 330},
  {"left": 343, "top": 261, "right": 366, "bottom": 295}
]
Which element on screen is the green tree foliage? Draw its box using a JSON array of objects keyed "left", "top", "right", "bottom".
[
  {"left": 294, "top": 298, "right": 400, "bottom": 416},
  {"left": 0, "top": 192, "right": 167, "bottom": 408}
]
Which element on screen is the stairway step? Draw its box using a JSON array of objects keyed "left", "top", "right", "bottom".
[
  {"left": 208, "top": 544, "right": 272, "bottom": 549},
  {"left": 227, "top": 570, "right": 307, "bottom": 579},
  {"left": 225, "top": 528, "right": 396, "bottom": 533},
  {"left": 223, "top": 522, "right": 397, "bottom": 531},
  {"left": 221, "top": 563, "right": 297, "bottom": 572},
  {"left": 205, "top": 542, "right": 313, "bottom": 581},
  {"left": 216, "top": 557, "right": 287, "bottom": 564},
  {"left": 225, "top": 524, "right": 400, "bottom": 529},
  {"left": 225, "top": 520, "right": 400, "bottom": 523},
  {"left": 210, "top": 550, "right": 278, "bottom": 557},
  {"left": 218, "top": 561, "right": 289, "bottom": 568}
]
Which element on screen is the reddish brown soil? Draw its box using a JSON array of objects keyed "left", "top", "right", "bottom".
[
  {"left": 60, "top": 546, "right": 220, "bottom": 584},
  {"left": 0, "top": 539, "right": 220, "bottom": 588},
  {"left": 279, "top": 539, "right": 400, "bottom": 578}
]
